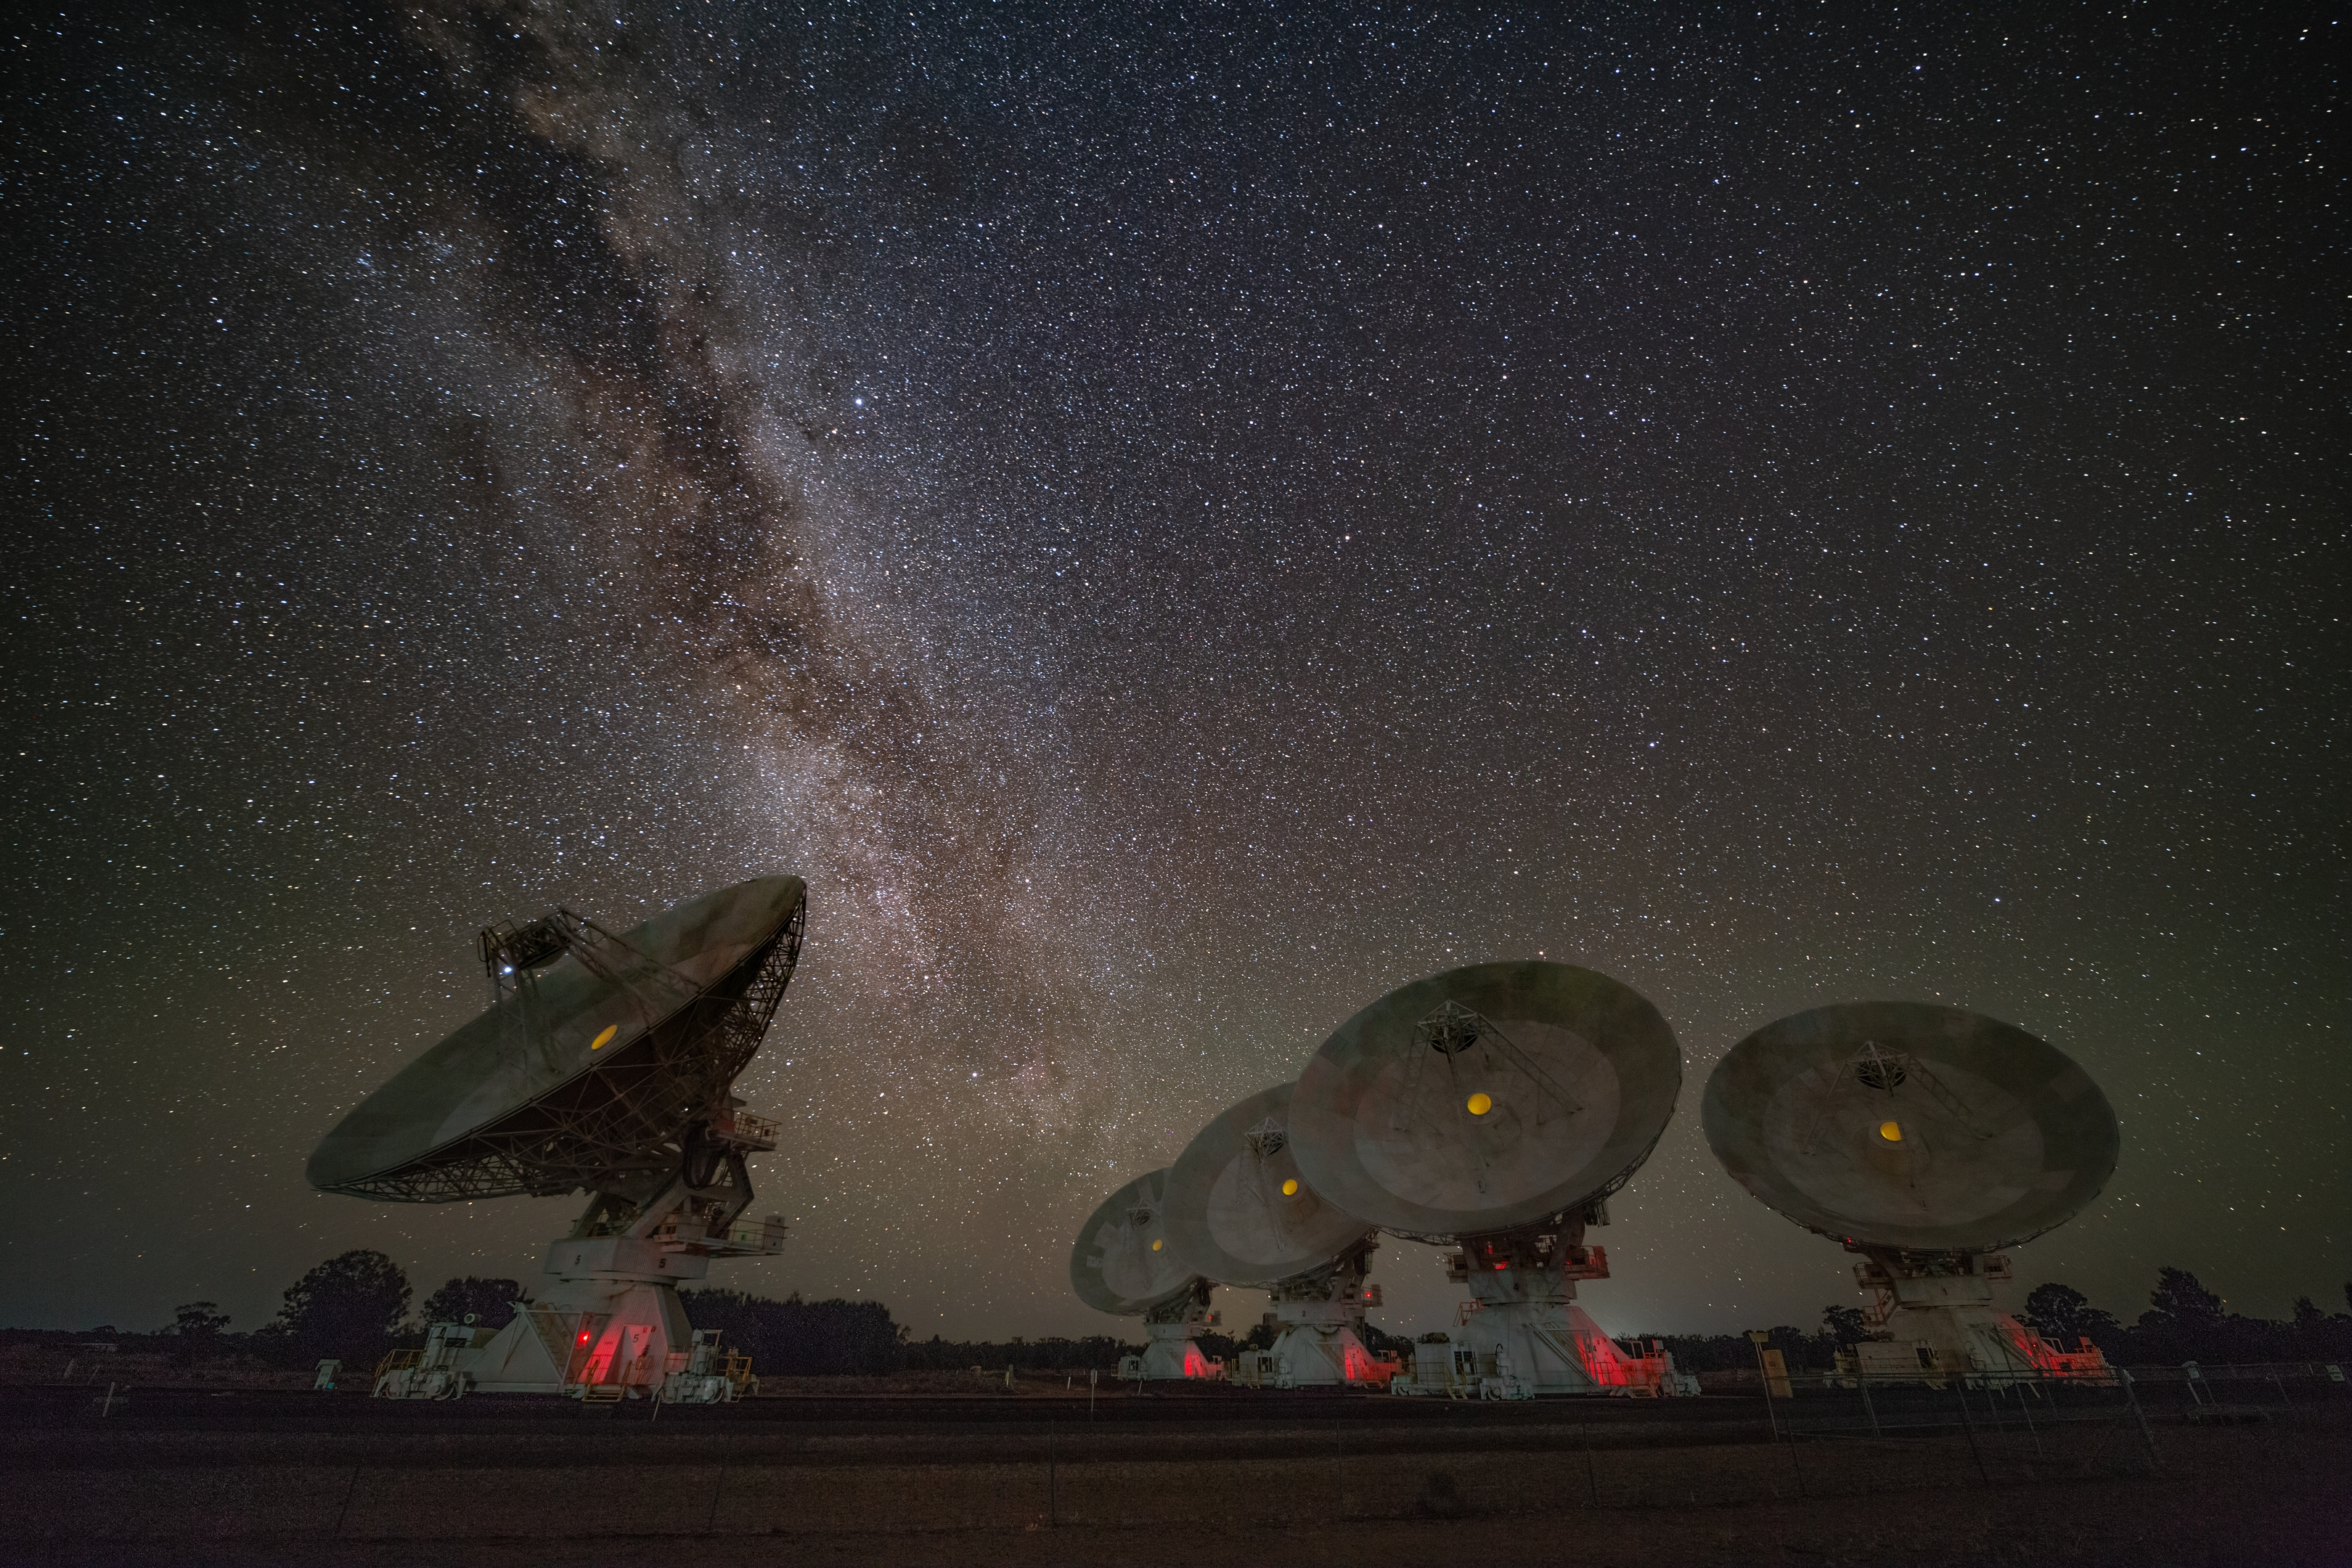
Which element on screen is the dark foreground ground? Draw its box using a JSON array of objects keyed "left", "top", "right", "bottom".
[{"left": 7, "top": 1381, "right": 2347, "bottom": 1567}]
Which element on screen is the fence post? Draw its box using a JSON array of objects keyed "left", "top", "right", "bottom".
[
  {"left": 331, "top": 1464, "right": 362, "bottom": 1538},
  {"left": 1955, "top": 1384, "right": 1990, "bottom": 1485},
  {"left": 2013, "top": 1379, "right": 2043, "bottom": 1462},
  {"left": 1747, "top": 1331, "right": 1778, "bottom": 1442},
  {"left": 2120, "top": 1370, "right": 2162, "bottom": 1474}
]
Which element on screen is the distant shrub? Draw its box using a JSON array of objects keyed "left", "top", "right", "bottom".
[
  {"left": 899, "top": 1332, "right": 1134, "bottom": 1373},
  {"left": 681, "top": 1289, "right": 906, "bottom": 1374},
  {"left": 270, "top": 1250, "right": 412, "bottom": 1368}
]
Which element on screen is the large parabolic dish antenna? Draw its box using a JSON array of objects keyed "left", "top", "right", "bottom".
[
  {"left": 306, "top": 874, "right": 808, "bottom": 1406},
  {"left": 1069, "top": 1168, "right": 1222, "bottom": 1381},
  {"left": 1288, "top": 961, "right": 1688, "bottom": 1398},
  {"left": 1163, "top": 1082, "right": 1372, "bottom": 1287},
  {"left": 1069, "top": 1168, "right": 1198, "bottom": 1315},
  {"left": 309, "top": 875, "right": 807, "bottom": 1203},
  {"left": 1164, "top": 1082, "right": 1384, "bottom": 1387},
  {"left": 1702, "top": 1000, "right": 2120, "bottom": 1256},
  {"left": 1289, "top": 961, "right": 1683, "bottom": 1242}
]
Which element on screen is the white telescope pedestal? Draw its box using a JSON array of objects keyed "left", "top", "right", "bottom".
[
  {"left": 1847, "top": 1250, "right": 2112, "bottom": 1385},
  {"left": 1265, "top": 1249, "right": 1379, "bottom": 1387},
  {"left": 1447, "top": 1222, "right": 1671, "bottom": 1397},
  {"left": 1137, "top": 1320, "right": 1220, "bottom": 1379},
  {"left": 1127, "top": 1283, "right": 1223, "bottom": 1381},
  {"left": 451, "top": 1237, "right": 710, "bottom": 1399},
  {"left": 377, "top": 1199, "right": 786, "bottom": 1402},
  {"left": 1267, "top": 1302, "right": 1376, "bottom": 1388}
]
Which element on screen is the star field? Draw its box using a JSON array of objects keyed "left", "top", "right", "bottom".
[{"left": 3, "top": 4, "right": 2342, "bottom": 1341}]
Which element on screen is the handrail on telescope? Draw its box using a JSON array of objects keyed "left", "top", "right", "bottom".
[
  {"left": 1413, "top": 1001, "right": 1585, "bottom": 1119},
  {"left": 1394, "top": 1002, "right": 1585, "bottom": 1169},
  {"left": 481, "top": 907, "right": 703, "bottom": 1015},
  {"left": 1796, "top": 1040, "right": 1995, "bottom": 1155}
]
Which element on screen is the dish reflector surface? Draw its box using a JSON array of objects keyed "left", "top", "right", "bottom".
[
  {"left": 1289, "top": 961, "right": 1683, "bottom": 1241},
  {"left": 1069, "top": 1168, "right": 1199, "bottom": 1315},
  {"left": 1702, "top": 1001, "right": 2119, "bottom": 1254},
  {"left": 1163, "top": 1082, "right": 1373, "bottom": 1286},
  {"left": 308, "top": 875, "right": 806, "bottom": 1201}
]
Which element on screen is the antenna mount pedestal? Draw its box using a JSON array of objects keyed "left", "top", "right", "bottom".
[
  {"left": 1124, "top": 1281, "right": 1222, "bottom": 1381},
  {"left": 1433, "top": 1214, "right": 1681, "bottom": 1397},
  {"left": 1837, "top": 1246, "right": 2112, "bottom": 1387},
  {"left": 379, "top": 1108, "right": 789, "bottom": 1404},
  {"left": 1257, "top": 1242, "right": 1382, "bottom": 1388}
]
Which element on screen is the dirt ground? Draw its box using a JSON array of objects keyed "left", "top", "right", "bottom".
[
  {"left": 0, "top": 1344, "right": 308, "bottom": 1391},
  {"left": 15, "top": 1469, "right": 2346, "bottom": 1568},
  {"left": 6, "top": 1388, "right": 2345, "bottom": 1568}
]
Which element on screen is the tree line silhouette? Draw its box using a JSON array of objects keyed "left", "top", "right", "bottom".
[
  {"left": 10, "top": 1253, "right": 2345, "bottom": 1377},
  {"left": 1655, "top": 1269, "right": 2352, "bottom": 1373}
]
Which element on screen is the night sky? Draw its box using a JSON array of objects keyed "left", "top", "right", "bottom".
[{"left": 6, "top": 5, "right": 2342, "bottom": 1345}]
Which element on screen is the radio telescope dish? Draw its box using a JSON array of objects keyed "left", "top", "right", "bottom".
[
  {"left": 1070, "top": 1168, "right": 1198, "bottom": 1315},
  {"left": 309, "top": 875, "right": 806, "bottom": 1203},
  {"left": 1164, "top": 1082, "right": 1384, "bottom": 1388},
  {"left": 1164, "top": 1082, "right": 1373, "bottom": 1287},
  {"left": 1289, "top": 961, "right": 1683, "bottom": 1242},
  {"left": 1702, "top": 1001, "right": 2120, "bottom": 1256},
  {"left": 1070, "top": 1169, "right": 1223, "bottom": 1381},
  {"left": 1289, "top": 962, "right": 1689, "bottom": 1398},
  {"left": 306, "top": 875, "right": 807, "bottom": 1406}
]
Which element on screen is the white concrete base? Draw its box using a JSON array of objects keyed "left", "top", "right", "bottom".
[
  {"left": 1267, "top": 1322, "right": 1376, "bottom": 1387},
  {"left": 1858, "top": 1302, "right": 2113, "bottom": 1386},
  {"left": 1847, "top": 1254, "right": 2113, "bottom": 1386},
  {"left": 379, "top": 1238, "right": 720, "bottom": 1400},
  {"left": 1132, "top": 1320, "right": 1222, "bottom": 1380},
  {"left": 1454, "top": 1299, "right": 1650, "bottom": 1395}
]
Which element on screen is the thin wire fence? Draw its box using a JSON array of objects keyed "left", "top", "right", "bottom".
[{"left": 1715, "top": 1363, "right": 2350, "bottom": 1506}]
